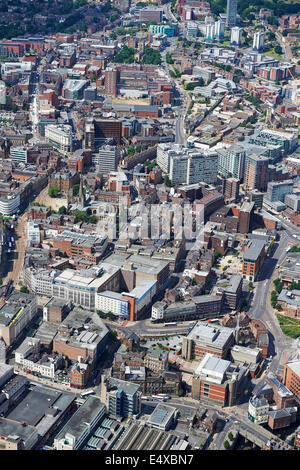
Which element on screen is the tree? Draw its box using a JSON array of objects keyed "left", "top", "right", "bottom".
[
  {"left": 58, "top": 206, "right": 67, "bottom": 215},
  {"left": 88, "top": 215, "right": 98, "bottom": 224},
  {"left": 74, "top": 210, "right": 89, "bottom": 223},
  {"left": 48, "top": 186, "right": 59, "bottom": 198},
  {"left": 127, "top": 146, "right": 135, "bottom": 157},
  {"left": 20, "top": 285, "right": 29, "bottom": 293},
  {"left": 166, "top": 52, "right": 174, "bottom": 64},
  {"left": 164, "top": 175, "right": 173, "bottom": 187},
  {"left": 228, "top": 432, "right": 234, "bottom": 441},
  {"left": 142, "top": 47, "right": 161, "bottom": 65},
  {"left": 223, "top": 440, "right": 230, "bottom": 449},
  {"left": 72, "top": 184, "right": 80, "bottom": 196},
  {"left": 274, "top": 45, "right": 283, "bottom": 55},
  {"left": 0, "top": 278, "right": 2, "bottom": 286},
  {"left": 274, "top": 278, "right": 283, "bottom": 294},
  {"left": 178, "top": 388, "right": 184, "bottom": 397},
  {"left": 271, "top": 290, "right": 278, "bottom": 308},
  {"left": 268, "top": 16, "right": 279, "bottom": 27}
]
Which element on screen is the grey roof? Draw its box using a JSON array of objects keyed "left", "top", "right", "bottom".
[
  {"left": 55, "top": 396, "right": 105, "bottom": 442},
  {"left": 269, "top": 407, "right": 297, "bottom": 419},
  {"left": 243, "top": 239, "right": 266, "bottom": 262},
  {"left": 148, "top": 403, "right": 176, "bottom": 426},
  {"left": 108, "top": 377, "right": 141, "bottom": 396},
  {"left": 187, "top": 321, "right": 234, "bottom": 349},
  {"left": 277, "top": 289, "right": 300, "bottom": 307},
  {"left": 7, "top": 386, "right": 75, "bottom": 428},
  {"left": 225, "top": 274, "right": 242, "bottom": 294},
  {"left": 250, "top": 397, "right": 268, "bottom": 408}
]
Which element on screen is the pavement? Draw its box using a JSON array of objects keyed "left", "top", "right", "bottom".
[{"left": 2, "top": 211, "right": 28, "bottom": 286}]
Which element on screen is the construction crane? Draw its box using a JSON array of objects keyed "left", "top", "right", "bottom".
[{"left": 288, "top": 67, "right": 295, "bottom": 81}]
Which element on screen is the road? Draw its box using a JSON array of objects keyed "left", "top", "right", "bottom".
[
  {"left": 2, "top": 211, "right": 28, "bottom": 286},
  {"left": 249, "top": 224, "right": 300, "bottom": 375},
  {"left": 162, "top": 3, "right": 189, "bottom": 145}
]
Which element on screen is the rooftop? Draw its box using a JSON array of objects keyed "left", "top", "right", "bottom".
[
  {"left": 55, "top": 395, "right": 105, "bottom": 443},
  {"left": 195, "top": 353, "right": 231, "bottom": 383},
  {"left": 148, "top": 403, "right": 176, "bottom": 428},
  {"left": 187, "top": 321, "right": 234, "bottom": 349}
]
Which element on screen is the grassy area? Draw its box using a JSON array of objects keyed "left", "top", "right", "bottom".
[
  {"left": 264, "top": 48, "right": 284, "bottom": 61},
  {"left": 276, "top": 314, "right": 300, "bottom": 339}
]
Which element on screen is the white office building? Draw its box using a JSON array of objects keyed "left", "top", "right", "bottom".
[
  {"left": 0, "top": 194, "right": 20, "bottom": 216},
  {"left": 10, "top": 146, "right": 28, "bottom": 163},
  {"left": 45, "top": 124, "right": 73, "bottom": 153},
  {"left": 206, "top": 23, "right": 214, "bottom": 41},
  {"left": 27, "top": 219, "right": 40, "bottom": 244},
  {"left": 253, "top": 31, "right": 264, "bottom": 52},
  {"left": 95, "top": 291, "right": 129, "bottom": 317},
  {"left": 230, "top": 27, "right": 242, "bottom": 46},
  {"left": 157, "top": 144, "right": 218, "bottom": 185},
  {"left": 214, "top": 20, "right": 225, "bottom": 39},
  {"left": 217, "top": 145, "right": 246, "bottom": 180}
]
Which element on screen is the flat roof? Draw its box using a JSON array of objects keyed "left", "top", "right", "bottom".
[
  {"left": 108, "top": 377, "right": 141, "bottom": 396},
  {"left": 7, "top": 386, "right": 75, "bottom": 428},
  {"left": 195, "top": 353, "right": 230, "bottom": 382},
  {"left": 286, "top": 360, "right": 300, "bottom": 379},
  {"left": 55, "top": 396, "right": 105, "bottom": 442},
  {"left": 148, "top": 403, "right": 176, "bottom": 427},
  {"left": 243, "top": 238, "right": 266, "bottom": 262},
  {"left": 187, "top": 321, "right": 234, "bottom": 349}
]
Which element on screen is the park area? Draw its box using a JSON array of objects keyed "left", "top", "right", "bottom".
[{"left": 276, "top": 314, "right": 300, "bottom": 339}]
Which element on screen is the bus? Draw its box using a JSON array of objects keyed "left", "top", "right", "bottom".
[
  {"left": 164, "top": 322, "right": 177, "bottom": 327},
  {"left": 152, "top": 395, "right": 166, "bottom": 402},
  {"left": 80, "top": 390, "right": 95, "bottom": 398},
  {"left": 156, "top": 393, "right": 170, "bottom": 399},
  {"left": 141, "top": 396, "right": 149, "bottom": 401}
]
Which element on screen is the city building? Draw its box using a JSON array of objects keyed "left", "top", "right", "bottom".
[
  {"left": 222, "top": 274, "right": 243, "bottom": 310},
  {"left": 182, "top": 321, "right": 235, "bottom": 360},
  {"left": 244, "top": 154, "right": 269, "bottom": 192},
  {"left": 45, "top": 124, "right": 73, "bottom": 154},
  {"left": 226, "top": 0, "right": 237, "bottom": 27},
  {"left": 52, "top": 307, "right": 109, "bottom": 366},
  {"left": 191, "top": 353, "right": 249, "bottom": 406},
  {"left": 157, "top": 144, "right": 218, "bottom": 185},
  {"left": 139, "top": 7, "right": 163, "bottom": 23},
  {"left": 221, "top": 178, "right": 240, "bottom": 202},
  {"left": 230, "top": 345, "right": 262, "bottom": 364},
  {"left": 147, "top": 404, "right": 177, "bottom": 431},
  {"left": 214, "top": 20, "right": 225, "bottom": 40},
  {"left": 242, "top": 238, "right": 266, "bottom": 281},
  {"left": 217, "top": 145, "right": 245, "bottom": 180},
  {"left": 54, "top": 396, "right": 106, "bottom": 450},
  {"left": 230, "top": 27, "right": 242, "bottom": 46},
  {"left": 101, "top": 376, "right": 142, "bottom": 420},
  {"left": 266, "top": 180, "right": 294, "bottom": 203},
  {"left": 0, "top": 293, "right": 38, "bottom": 347},
  {"left": 62, "top": 79, "right": 88, "bottom": 100},
  {"left": 283, "top": 360, "right": 300, "bottom": 403},
  {"left": 253, "top": 32, "right": 265, "bottom": 52},
  {"left": 92, "top": 145, "right": 120, "bottom": 174},
  {"left": 143, "top": 348, "right": 169, "bottom": 375},
  {"left": 105, "top": 66, "right": 118, "bottom": 97},
  {"left": 248, "top": 396, "right": 269, "bottom": 424}
]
